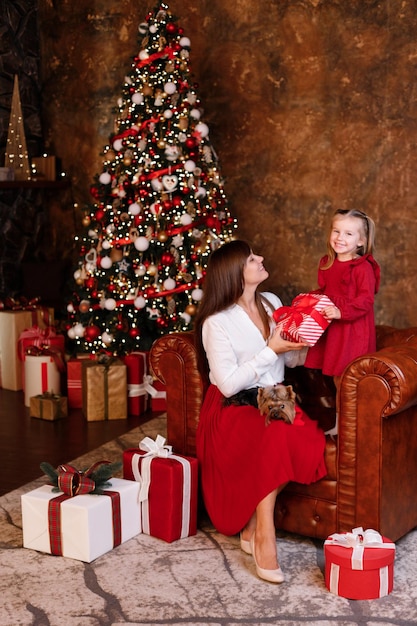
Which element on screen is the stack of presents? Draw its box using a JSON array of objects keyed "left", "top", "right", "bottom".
[
  {"left": 0, "top": 298, "right": 166, "bottom": 422},
  {"left": 1, "top": 297, "right": 397, "bottom": 599}
]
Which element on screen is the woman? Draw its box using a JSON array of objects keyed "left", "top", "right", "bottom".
[{"left": 194, "top": 240, "right": 327, "bottom": 583}]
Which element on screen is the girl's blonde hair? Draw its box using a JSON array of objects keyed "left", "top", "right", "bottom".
[{"left": 322, "top": 209, "right": 376, "bottom": 269}]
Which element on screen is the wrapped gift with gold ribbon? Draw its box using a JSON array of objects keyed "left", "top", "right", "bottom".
[
  {"left": 22, "top": 461, "right": 141, "bottom": 562},
  {"left": 324, "top": 527, "right": 395, "bottom": 599},
  {"left": 123, "top": 435, "right": 198, "bottom": 543},
  {"left": 0, "top": 299, "right": 53, "bottom": 391},
  {"left": 30, "top": 392, "right": 68, "bottom": 421},
  {"left": 82, "top": 357, "right": 127, "bottom": 421},
  {"left": 273, "top": 292, "right": 335, "bottom": 347}
]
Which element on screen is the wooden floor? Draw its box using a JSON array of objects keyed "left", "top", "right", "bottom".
[{"left": 0, "top": 388, "right": 155, "bottom": 496}]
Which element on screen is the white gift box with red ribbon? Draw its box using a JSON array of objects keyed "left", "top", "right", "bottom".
[
  {"left": 324, "top": 527, "right": 395, "bottom": 599},
  {"left": 24, "top": 355, "right": 61, "bottom": 407},
  {"left": 123, "top": 435, "right": 198, "bottom": 543}
]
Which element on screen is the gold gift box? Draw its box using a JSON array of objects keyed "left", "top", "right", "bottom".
[
  {"left": 82, "top": 359, "right": 127, "bottom": 421},
  {"left": 30, "top": 394, "right": 68, "bottom": 421}
]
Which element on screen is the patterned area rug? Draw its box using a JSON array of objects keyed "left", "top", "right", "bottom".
[{"left": 1, "top": 414, "right": 417, "bottom": 626}]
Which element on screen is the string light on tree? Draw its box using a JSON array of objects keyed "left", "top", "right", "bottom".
[{"left": 66, "top": 2, "right": 237, "bottom": 355}]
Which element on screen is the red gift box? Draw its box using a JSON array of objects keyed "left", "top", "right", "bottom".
[
  {"left": 150, "top": 379, "right": 167, "bottom": 412},
  {"left": 123, "top": 435, "right": 198, "bottom": 543},
  {"left": 67, "top": 356, "right": 91, "bottom": 408},
  {"left": 122, "top": 351, "right": 150, "bottom": 416},
  {"left": 324, "top": 528, "right": 395, "bottom": 600},
  {"left": 273, "top": 292, "right": 335, "bottom": 347}
]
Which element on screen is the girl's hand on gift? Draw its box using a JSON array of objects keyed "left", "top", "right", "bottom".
[
  {"left": 322, "top": 305, "right": 341, "bottom": 320},
  {"left": 268, "top": 325, "right": 308, "bottom": 354}
]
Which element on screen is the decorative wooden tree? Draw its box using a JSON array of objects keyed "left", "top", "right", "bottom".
[{"left": 5, "top": 75, "right": 31, "bottom": 181}]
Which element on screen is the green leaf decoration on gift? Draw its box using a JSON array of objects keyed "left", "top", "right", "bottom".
[{"left": 40, "top": 460, "right": 122, "bottom": 495}]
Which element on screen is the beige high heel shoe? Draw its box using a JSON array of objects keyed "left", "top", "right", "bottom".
[
  {"left": 250, "top": 534, "right": 285, "bottom": 583},
  {"left": 240, "top": 532, "right": 252, "bottom": 555}
]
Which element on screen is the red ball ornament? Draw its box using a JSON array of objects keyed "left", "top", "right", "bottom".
[
  {"left": 84, "top": 325, "right": 101, "bottom": 341},
  {"left": 139, "top": 189, "right": 149, "bottom": 200},
  {"left": 91, "top": 290, "right": 98, "bottom": 299},
  {"left": 161, "top": 252, "right": 175, "bottom": 265},
  {"left": 185, "top": 137, "right": 196, "bottom": 149},
  {"left": 107, "top": 284, "right": 116, "bottom": 293},
  {"left": 166, "top": 22, "right": 177, "bottom": 34},
  {"left": 85, "top": 277, "right": 96, "bottom": 289},
  {"left": 95, "top": 209, "right": 105, "bottom": 221},
  {"left": 129, "top": 327, "right": 140, "bottom": 338},
  {"left": 182, "top": 186, "right": 190, "bottom": 195},
  {"left": 162, "top": 200, "right": 171, "bottom": 211},
  {"left": 206, "top": 216, "right": 217, "bottom": 228},
  {"left": 172, "top": 196, "right": 182, "bottom": 207},
  {"left": 116, "top": 322, "right": 124, "bottom": 331},
  {"left": 90, "top": 185, "right": 99, "bottom": 199}
]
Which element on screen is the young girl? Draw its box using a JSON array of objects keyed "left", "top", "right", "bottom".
[{"left": 304, "top": 209, "right": 380, "bottom": 389}]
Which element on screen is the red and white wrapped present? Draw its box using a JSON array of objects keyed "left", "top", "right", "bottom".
[
  {"left": 273, "top": 292, "right": 335, "bottom": 347},
  {"left": 18, "top": 326, "right": 65, "bottom": 391},
  {"left": 123, "top": 435, "right": 198, "bottom": 543},
  {"left": 0, "top": 306, "right": 53, "bottom": 390},
  {"left": 150, "top": 379, "right": 167, "bottom": 412},
  {"left": 122, "top": 351, "right": 151, "bottom": 416},
  {"left": 324, "top": 527, "right": 395, "bottom": 600},
  {"left": 24, "top": 353, "right": 64, "bottom": 407},
  {"left": 22, "top": 475, "right": 141, "bottom": 563}
]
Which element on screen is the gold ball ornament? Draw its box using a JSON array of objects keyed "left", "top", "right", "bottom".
[
  {"left": 185, "top": 303, "right": 197, "bottom": 316},
  {"left": 75, "top": 277, "right": 84, "bottom": 286},
  {"left": 157, "top": 139, "right": 166, "bottom": 149},
  {"left": 147, "top": 263, "right": 158, "bottom": 276},
  {"left": 157, "top": 231, "right": 168, "bottom": 242},
  {"left": 110, "top": 248, "right": 123, "bottom": 262},
  {"left": 123, "top": 157, "right": 132, "bottom": 166},
  {"left": 105, "top": 149, "right": 116, "bottom": 161},
  {"left": 82, "top": 215, "right": 91, "bottom": 227}
]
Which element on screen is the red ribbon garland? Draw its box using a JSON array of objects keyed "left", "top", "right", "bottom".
[
  {"left": 48, "top": 461, "right": 122, "bottom": 556},
  {"left": 136, "top": 45, "right": 176, "bottom": 68},
  {"left": 22, "top": 344, "right": 66, "bottom": 374}
]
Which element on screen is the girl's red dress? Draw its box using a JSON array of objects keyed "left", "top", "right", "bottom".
[
  {"left": 305, "top": 254, "right": 380, "bottom": 377},
  {"left": 196, "top": 385, "right": 327, "bottom": 536}
]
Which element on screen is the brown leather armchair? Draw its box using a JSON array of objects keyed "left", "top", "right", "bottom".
[{"left": 149, "top": 325, "right": 417, "bottom": 541}]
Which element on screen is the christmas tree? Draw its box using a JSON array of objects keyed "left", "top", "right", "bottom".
[{"left": 66, "top": 2, "right": 237, "bottom": 355}]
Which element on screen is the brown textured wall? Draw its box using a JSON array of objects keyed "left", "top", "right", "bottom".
[{"left": 38, "top": 0, "right": 417, "bottom": 327}]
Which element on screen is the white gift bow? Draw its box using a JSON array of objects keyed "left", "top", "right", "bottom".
[
  {"left": 129, "top": 374, "right": 159, "bottom": 398},
  {"left": 131, "top": 435, "right": 192, "bottom": 538},
  {"left": 325, "top": 527, "right": 395, "bottom": 597}
]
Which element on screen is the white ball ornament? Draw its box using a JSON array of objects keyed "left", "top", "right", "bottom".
[
  {"left": 113, "top": 138, "right": 123, "bottom": 152},
  {"left": 67, "top": 327, "right": 76, "bottom": 339},
  {"left": 134, "top": 296, "right": 146, "bottom": 309},
  {"left": 73, "top": 269, "right": 82, "bottom": 281},
  {"left": 104, "top": 298, "right": 117, "bottom": 311},
  {"left": 101, "top": 332, "right": 114, "bottom": 345},
  {"left": 135, "top": 264, "right": 146, "bottom": 276},
  {"left": 179, "top": 36, "right": 191, "bottom": 48},
  {"left": 164, "top": 82, "right": 177, "bottom": 95},
  {"left": 134, "top": 236, "right": 150, "bottom": 252},
  {"left": 163, "top": 109, "right": 173, "bottom": 119},
  {"left": 101, "top": 239, "right": 111, "bottom": 250},
  {"left": 180, "top": 312, "right": 191, "bottom": 324},
  {"left": 67, "top": 303, "right": 75, "bottom": 313},
  {"left": 195, "top": 122, "right": 209, "bottom": 138},
  {"left": 73, "top": 323, "right": 86, "bottom": 337},
  {"left": 151, "top": 178, "right": 163, "bottom": 191},
  {"left": 132, "top": 92, "right": 144, "bottom": 105},
  {"left": 163, "top": 278, "right": 176, "bottom": 291},
  {"left": 99, "top": 172, "right": 111, "bottom": 185},
  {"left": 180, "top": 213, "right": 193, "bottom": 226},
  {"left": 192, "top": 288, "right": 203, "bottom": 301},
  {"left": 100, "top": 256, "right": 113, "bottom": 270},
  {"left": 149, "top": 24, "right": 157, "bottom": 34},
  {"left": 138, "top": 22, "right": 148, "bottom": 35},
  {"left": 184, "top": 159, "right": 196, "bottom": 172},
  {"left": 128, "top": 202, "right": 141, "bottom": 215},
  {"left": 139, "top": 49, "right": 149, "bottom": 61},
  {"left": 190, "top": 108, "right": 201, "bottom": 120}
]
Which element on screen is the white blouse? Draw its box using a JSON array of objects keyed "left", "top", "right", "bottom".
[{"left": 202, "top": 291, "right": 301, "bottom": 397}]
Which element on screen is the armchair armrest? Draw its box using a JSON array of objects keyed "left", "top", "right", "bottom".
[
  {"left": 337, "top": 340, "right": 417, "bottom": 538},
  {"left": 149, "top": 331, "right": 204, "bottom": 456}
]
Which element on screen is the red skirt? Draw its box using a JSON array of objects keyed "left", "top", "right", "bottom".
[{"left": 196, "top": 385, "right": 327, "bottom": 536}]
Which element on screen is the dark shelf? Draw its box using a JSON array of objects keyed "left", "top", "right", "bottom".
[{"left": 0, "top": 178, "right": 71, "bottom": 190}]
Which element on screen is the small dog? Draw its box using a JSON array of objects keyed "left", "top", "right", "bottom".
[
  {"left": 257, "top": 383, "right": 296, "bottom": 426},
  {"left": 223, "top": 384, "right": 296, "bottom": 426}
]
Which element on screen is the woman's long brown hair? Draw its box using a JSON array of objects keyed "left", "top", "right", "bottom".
[{"left": 194, "top": 240, "right": 270, "bottom": 380}]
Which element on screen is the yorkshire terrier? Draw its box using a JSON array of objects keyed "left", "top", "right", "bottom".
[{"left": 223, "top": 383, "right": 296, "bottom": 426}]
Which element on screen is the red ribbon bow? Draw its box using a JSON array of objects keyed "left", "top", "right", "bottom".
[{"left": 56, "top": 462, "right": 111, "bottom": 496}]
